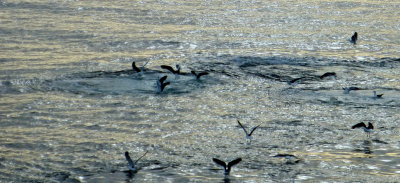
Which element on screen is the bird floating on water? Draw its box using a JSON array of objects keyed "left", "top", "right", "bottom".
[
  {"left": 350, "top": 32, "right": 358, "bottom": 44},
  {"left": 373, "top": 91, "right": 383, "bottom": 98},
  {"left": 352, "top": 122, "right": 374, "bottom": 137},
  {"left": 156, "top": 75, "right": 170, "bottom": 93},
  {"left": 237, "top": 120, "right": 260, "bottom": 141},
  {"left": 320, "top": 72, "right": 337, "bottom": 80},
  {"left": 212, "top": 158, "right": 242, "bottom": 175},
  {"left": 343, "top": 86, "right": 360, "bottom": 94},
  {"left": 191, "top": 71, "right": 209, "bottom": 80},
  {"left": 125, "top": 151, "right": 148, "bottom": 171}
]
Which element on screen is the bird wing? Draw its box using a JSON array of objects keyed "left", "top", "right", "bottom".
[
  {"left": 134, "top": 151, "right": 148, "bottom": 164},
  {"left": 191, "top": 71, "right": 197, "bottom": 76},
  {"left": 237, "top": 120, "right": 248, "bottom": 135},
  {"left": 212, "top": 158, "right": 227, "bottom": 169},
  {"left": 161, "top": 65, "right": 175, "bottom": 73},
  {"left": 197, "top": 72, "right": 209, "bottom": 78},
  {"left": 125, "top": 151, "right": 135, "bottom": 168},
  {"left": 132, "top": 62, "right": 141, "bottom": 72},
  {"left": 159, "top": 75, "right": 168, "bottom": 83},
  {"left": 367, "top": 122, "right": 374, "bottom": 130},
  {"left": 161, "top": 82, "right": 170, "bottom": 91},
  {"left": 227, "top": 158, "right": 242, "bottom": 168},
  {"left": 249, "top": 124, "right": 260, "bottom": 136},
  {"left": 352, "top": 122, "right": 366, "bottom": 129}
]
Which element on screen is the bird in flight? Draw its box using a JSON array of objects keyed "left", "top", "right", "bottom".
[
  {"left": 212, "top": 158, "right": 242, "bottom": 175},
  {"left": 237, "top": 120, "right": 260, "bottom": 141},
  {"left": 125, "top": 151, "right": 148, "bottom": 171},
  {"left": 352, "top": 122, "right": 374, "bottom": 137}
]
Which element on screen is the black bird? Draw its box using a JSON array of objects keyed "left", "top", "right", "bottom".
[
  {"left": 161, "top": 65, "right": 180, "bottom": 74},
  {"left": 287, "top": 77, "right": 303, "bottom": 86},
  {"left": 125, "top": 151, "right": 148, "bottom": 171},
  {"left": 212, "top": 158, "right": 242, "bottom": 175},
  {"left": 320, "top": 72, "right": 337, "bottom": 79},
  {"left": 237, "top": 120, "right": 260, "bottom": 141},
  {"left": 373, "top": 91, "right": 383, "bottom": 98},
  {"left": 352, "top": 122, "right": 374, "bottom": 137},
  {"left": 343, "top": 86, "right": 360, "bottom": 94},
  {"left": 132, "top": 61, "right": 149, "bottom": 72},
  {"left": 350, "top": 32, "right": 358, "bottom": 44},
  {"left": 156, "top": 75, "right": 170, "bottom": 93},
  {"left": 191, "top": 71, "right": 209, "bottom": 80}
]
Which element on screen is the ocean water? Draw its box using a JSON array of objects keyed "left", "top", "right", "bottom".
[{"left": 0, "top": 0, "right": 400, "bottom": 182}]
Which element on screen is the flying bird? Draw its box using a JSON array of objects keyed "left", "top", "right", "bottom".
[
  {"left": 237, "top": 120, "right": 260, "bottom": 141},
  {"left": 161, "top": 64, "right": 181, "bottom": 79},
  {"left": 350, "top": 32, "right": 358, "bottom": 44},
  {"left": 352, "top": 122, "right": 374, "bottom": 137},
  {"left": 132, "top": 61, "right": 149, "bottom": 73},
  {"left": 212, "top": 158, "right": 242, "bottom": 175},
  {"left": 156, "top": 75, "right": 170, "bottom": 93},
  {"left": 191, "top": 71, "right": 209, "bottom": 80},
  {"left": 373, "top": 91, "right": 383, "bottom": 98},
  {"left": 125, "top": 151, "right": 148, "bottom": 171}
]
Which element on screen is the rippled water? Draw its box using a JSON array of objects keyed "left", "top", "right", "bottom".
[{"left": 1, "top": 0, "right": 400, "bottom": 182}]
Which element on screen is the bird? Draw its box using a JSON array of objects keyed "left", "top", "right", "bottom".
[
  {"left": 350, "top": 32, "right": 358, "bottom": 44},
  {"left": 191, "top": 71, "right": 209, "bottom": 80},
  {"left": 352, "top": 122, "right": 374, "bottom": 137},
  {"left": 132, "top": 61, "right": 149, "bottom": 73},
  {"left": 373, "top": 91, "right": 383, "bottom": 98},
  {"left": 212, "top": 158, "right": 242, "bottom": 175},
  {"left": 125, "top": 151, "right": 148, "bottom": 171},
  {"left": 343, "top": 86, "right": 360, "bottom": 94},
  {"left": 319, "top": 72, "right": 337, "bottom": 79},
  {"left": 156, "top": 75, "right": 170, "bottom": 93},
  {"left": 237, "top": 120, "right": 260, "bottom": 141},
  {"left": 161, "top": 64, "right": 181, "bottom": 79},
  {"left": 287, "top": 77, "right": 303, "bottom": 86}
]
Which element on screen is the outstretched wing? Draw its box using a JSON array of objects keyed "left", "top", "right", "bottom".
[
  {"left": 352, "top": 122, "right": 366, "bottom": 129},
  {"left": 125, "top": 151, "right": 135, "bottom": 168},
  {"left": 161, "top": 82, "right": 170, "bottom": 92},
  {"left": 249, "top": 124, "right": 260, "bottom": 136},
  {"left": 134, "top": 151, "right": 148, "bottom": 164},
  {"left": 212, "top": 158, "right": 227, "bottom": 169},
  {"left": 237, "top": 120, "right": 248, "bottom": 135},
  {"left": 159, "top": 75, "right": 168, "bottom": 84},
  {"left": 161, "top": 65, "right": 175, "bottom": 73},
  {"left": 367, "top": 122, "right": 374, "bottom": 130},
  {"left": 197, "top": 72, "right": 209, "bottom": 78},
  {"left": 132, "top": 62, "right": 141, "bottom": 72},
  {"left": 227, "top": 158, "right": 242, "bottom": 169}
]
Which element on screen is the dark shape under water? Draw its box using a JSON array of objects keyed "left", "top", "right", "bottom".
[
  {"left": 319, "top": 72, "right": 337, "bottom": 79},
  {"left": 212, "top": 158, "right": 242, "bottom": 175},
  {"left": 287, "top": 77, "right": 303, "bottom": 86},
  {"left": 343, "top": 86, "right": 361, "bottom": 94}
]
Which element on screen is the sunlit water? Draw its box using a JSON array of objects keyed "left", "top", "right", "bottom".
[{"left": 1, "top": 0, "right": 400, "bottom": 182}]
